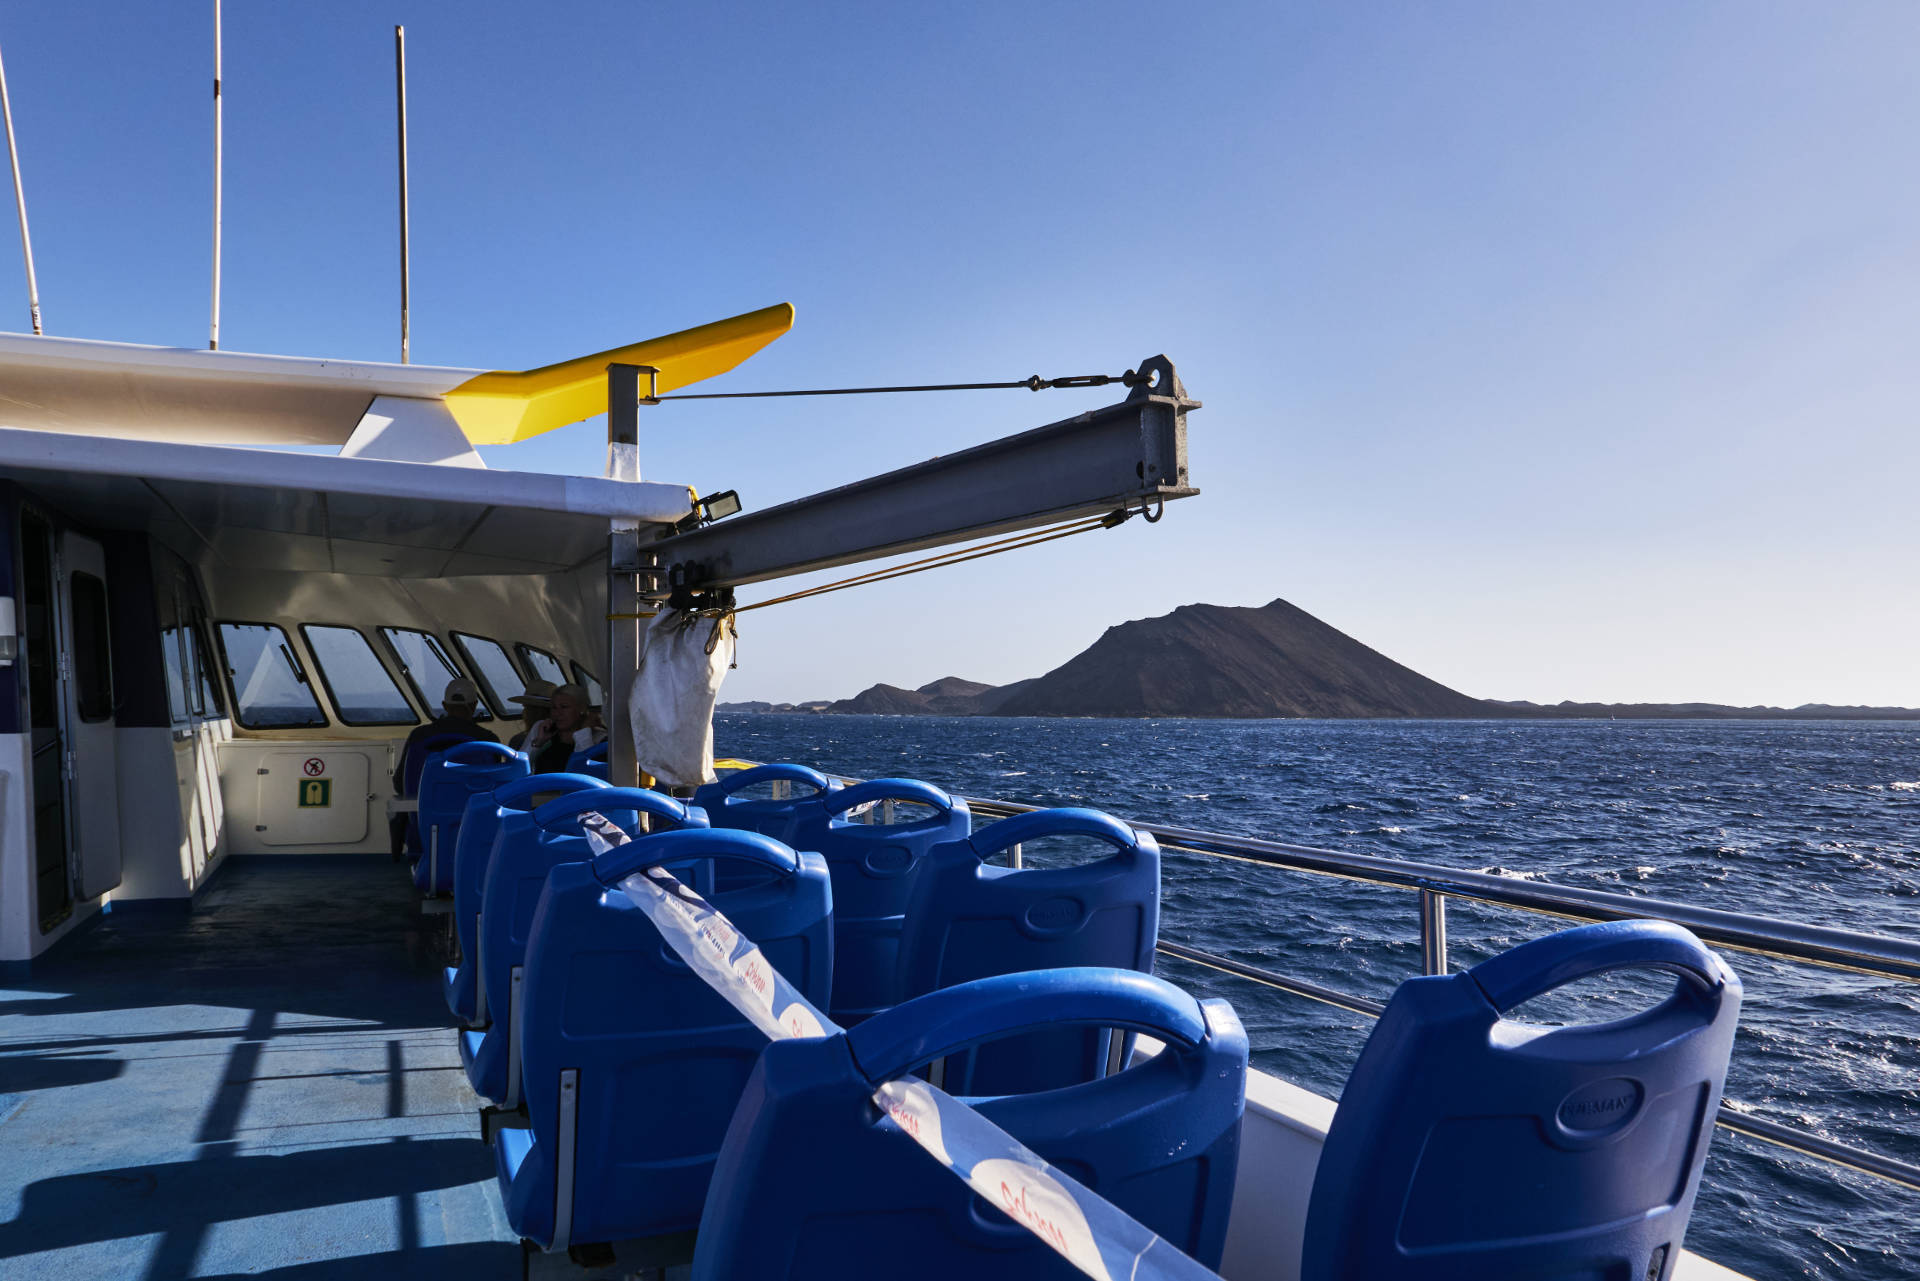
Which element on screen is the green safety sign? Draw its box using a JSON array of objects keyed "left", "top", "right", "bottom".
[{"left": 298, "top": 779, "right": 332, "bottom": 808}]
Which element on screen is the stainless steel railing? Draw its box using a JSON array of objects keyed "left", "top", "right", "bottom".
[
  {"left": 751, "top": 765, "right": 1920, "bottom": 1194},
  {"left": 957, "top": 792, "right": 1920, "bottom": 1195}
]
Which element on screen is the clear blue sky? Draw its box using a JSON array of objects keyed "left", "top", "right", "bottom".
[{"left": 5, "top": 3, "right": 1916, "bottom": 707}]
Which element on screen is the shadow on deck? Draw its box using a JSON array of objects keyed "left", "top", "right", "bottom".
[{"left": 0, "top": 856, "right": 520, "bottom": 1280}]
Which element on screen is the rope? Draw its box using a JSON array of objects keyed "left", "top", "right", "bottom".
[
  {"left": 646, "top": 370, "right": 1150, "bottom": 402},
  {"left": 731, "top": 508, "right": 1132, "bottom": 614},
  {"left": 608, "top": 503, "right": 1148, "bottom": 620}
]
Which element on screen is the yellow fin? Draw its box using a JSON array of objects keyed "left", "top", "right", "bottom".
[{"left": 443, "top": 302, "right": 794, "bottom": 445}]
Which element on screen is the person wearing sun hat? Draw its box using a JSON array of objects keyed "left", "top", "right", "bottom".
[{"left": 507, "top": 679, "right": 557, "bottom": 750}]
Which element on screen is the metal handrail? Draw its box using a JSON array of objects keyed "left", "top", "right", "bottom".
[
  {"left": 750, "top": 764, "right": 1920, "bottom": 1194},
  {"left": 1159, "top": 937, "right": 1920, "bottom": 1194},
  {"left": 959, "top": 795, "right": 1920, "bottom": 984}
]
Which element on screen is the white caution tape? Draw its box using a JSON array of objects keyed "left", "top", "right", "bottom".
[{"left": 580, "top": 815, "right": 1222, "bottom": 1281}]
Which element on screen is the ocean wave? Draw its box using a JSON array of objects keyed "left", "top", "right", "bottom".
[
  {"left": 1479, "top": 865, "right": 1544, "bottom": 881},
  {"left": 1891, "top": 780, "right": 1919, "bottom": 792}
]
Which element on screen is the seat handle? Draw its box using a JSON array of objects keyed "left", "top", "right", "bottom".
[
  {"left": 824, "top": 777, "right": 955, "bottom": 818},
  {"left": 591, "top": 827, "right": 800, "bottom": 884},
  {"left": 846, "top": 968, "right": 1206, "bottom": 1084},
  {"left": 711, "top": 762, "right": 829, "bottom": 797},
  {"left": 533, "top": 786, "right": 693, "bottom": 832},
  {"left": 572, "top": 741, "right": 609, "bottom": 763},
  {"left": 1469, "top": 920, "right": 1732, "bottom": 1014},
  {"left": 967, "top": 807, "right": 1140, "bottom": 862},
  {"left": 492, "top": 772, "right": 605, "bottom": 811},
  {"left": 445, "top": 740, "right": 520, "bottom": 766}
]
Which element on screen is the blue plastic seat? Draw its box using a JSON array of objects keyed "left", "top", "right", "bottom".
[
  {"left": 399, "top": 730, "right": 481, "bottom": 859},
  {"left": 443, "top": 773, "right": 606, "bottom": 1027},
  {"left": 566, "top": 740, "right": 610, "bottom": 780},
  {"left": 692, "top": 968, "right": 1246, "bottom": 1280},
  {"left": 1302, "top": 919, "right": 1743, "bottom": 1281},
  {"left": 412, "top": 741, "right": 527, "bottom": 895},
  {"left": 896, "top": 808, "right": 1160, "bottom": 1094},
  {"left": 691, "top": 763, "right": 839, "bottom": 844},
  {"left": 498, "top": 827, "right": 835, "bottom": 1253},
  {"left": 459, "top": 787, "right": 705, "bottom": 1107},
  {"left": 783, "top": 778, "right": 972, "bottom": 1025}
]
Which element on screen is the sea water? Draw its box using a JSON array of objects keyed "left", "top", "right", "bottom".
[{"left": 716, "top": 713, "right": 1919, "bottom": 1280}]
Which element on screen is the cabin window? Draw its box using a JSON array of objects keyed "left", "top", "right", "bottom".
[
  {"left": 193, "top": 627, "right": 224, "bottom": 717},
  {"left": 217, "top": 623, "right": 328, "bottom": 729},
  {"left": 163, "top": 628, "right": 191, "bottom": 724},
  {"left": 69, "top": 571, "right": 114, "bottom": 722},
  {"left": 164, "top": 624, "right": 222, "bottom": 725},
  {"left": 381, "top": 627, "right": 489, "bottom": 719},
  {"left": 517, "top": 644, "right": 566, "bottom": 687},
  {"left": 571, "top": 663, "right": 604, "bottom": 710},
  {"left": 452, "top": 633, "right": 525, "bottom": 714},
  {"left": 302, "top": 626, "right": 419, "bottom": 726}
]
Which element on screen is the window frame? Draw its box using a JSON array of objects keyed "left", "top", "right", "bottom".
[
  {"left": 298, "top": 624, "right": 422, "bottom": 728},
  {"left": 515, "top": 643, "right": 567, "bottom": 687},
  {"left": 191, "top": 623, "right": 226, "bottom": 719},
  {"left": 163, "top": 626, "right": 192, "bottom": 727},
  {"left": 450, "top": 631, "right": 526, "bottom": 718},
  {"left": 214, "top": 619, "right": 331, "bottom": 730},
  {"left": 570, "top": 662, "right": 604, "bottom": 710},
  {"left": 379, "top": 627, "right": 492, "bottom": 721}
]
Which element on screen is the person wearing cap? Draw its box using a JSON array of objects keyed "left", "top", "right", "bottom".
[
  {"left": 389, "top": 678, "right": 501, "bottom": 857},
  {"left": 391, "top": 676, "right": 500, "bottom": 800},
  {"left": 507, "top": 679, "right": 558, "bottom": 750},
  {"left": 522, "top": 682, "right": 608, "bottom": 774}
]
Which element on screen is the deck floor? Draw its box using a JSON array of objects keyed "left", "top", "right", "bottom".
[{"left": 0, "top": 856, "right": 523, "bottom": 1280}]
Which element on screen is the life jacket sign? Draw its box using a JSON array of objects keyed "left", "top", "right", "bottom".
[{"left": 298, "top": 779, "right": 333, "bottom": 808}]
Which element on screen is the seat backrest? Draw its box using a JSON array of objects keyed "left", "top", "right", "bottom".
[
  {"left": 691, "top": 763, "right": 839, "bottom": 843},
  {"left": 418, "top": 739, "right": 525, "bottom": 830},
  {"left": 783, "top": 778, "right": 972, "bottom": 1024},
  {"left": 450, "top": 773, "right": 606, "bottom": 1014},
  {"left": 1302, "top": 920, "right": 1743, "bottom": 1281},
  {"left": 897, "top": 808, "right": 1160, "bottom": 1094},
  {"left": 692, "top": 968, "right": 1246, "bottom": 1281},
  {"left": 512, "top": 828, "right": 835, "bottom": 1248},
  {"left": 566, "top": 740, "right": 610, "bottom": 780},
  {"left": 401, "top": 730, "right": 475, "bottom": 798},
  {"left": 476, "top": 787, "right": 706, "bottom": 1084}
]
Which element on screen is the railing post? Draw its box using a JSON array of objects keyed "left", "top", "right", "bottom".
[
  {"left": 1419, "top": 888, "right": 1448, "bottom": 975},
  {"left": 605, "top": 362, "right": 653, "bottom": 791},
  {"left": 1008, "top": 843, "right": 1022, "bottom": 869}
]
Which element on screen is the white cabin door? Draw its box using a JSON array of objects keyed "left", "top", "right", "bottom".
[{"left": 57, "top": 532, "right": 122, "bottom": 899}]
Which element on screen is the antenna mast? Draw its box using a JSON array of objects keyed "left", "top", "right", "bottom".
[
  {"left": 395, "top": 24, "right": 410, "bottom": 363},
  {"left": 0, "top": 36, "right": 43, "bottom": 335},
  {"left": 208, "top": 0, "right": 223, "bottom": 350}
]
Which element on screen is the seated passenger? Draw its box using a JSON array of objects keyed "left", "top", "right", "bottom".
[
  {"left": 507, "top": 679, "right": 557, "bottom": 749},
  {"left": 523, "top": 682, "right": 607, "bottom": 774},
  {"left": 390, "top": 677, "right": 501, "bottom": 857},
  {"left": 393, "top": 677, "right": 499, "bottom": 792}
]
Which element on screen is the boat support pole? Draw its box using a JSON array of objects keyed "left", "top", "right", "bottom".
[
  {"left": 0, "top": 36, "right": 41, "bottom": 334},
  {"left": 208, "top": 0, "right": 223, "bottom": 350},
  {"left": 394, "top": 24, "right": 409, "bottom": 364},
  {"left": 607, "top": 363, "right": 656, "bottom": 791}
]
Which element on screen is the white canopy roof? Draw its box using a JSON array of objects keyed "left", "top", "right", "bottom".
[{"left": 0, "top": 426, "right": 691, "bottom": 577}]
